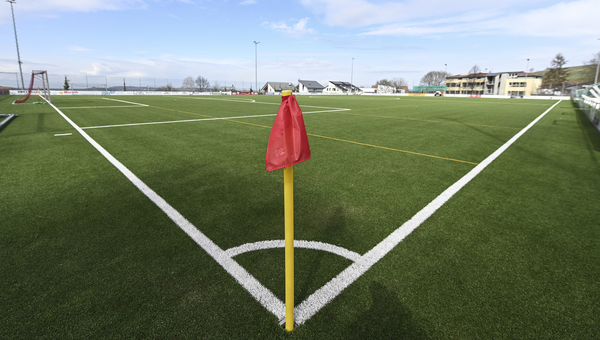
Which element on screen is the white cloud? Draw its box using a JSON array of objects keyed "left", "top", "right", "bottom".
[
  {"left": 240, "top": 0, "right": 257, "bottom": 4},
  {"left": 67, "top": 46, "right": 95, "bottom": 52},
  {"left": 353, "top": 0, "right": 600, "bottom": 38},
  {"left": 262, "top": 18, "right": 316, "bottom": 36}
]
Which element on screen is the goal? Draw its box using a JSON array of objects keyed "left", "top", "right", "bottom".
[{"left": 13, "top": 70, "right": 51, "bottom": 104}]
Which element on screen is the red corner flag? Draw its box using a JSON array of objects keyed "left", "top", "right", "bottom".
[{"left": 265, "top": 94, "right": 311, "bottom": 171}]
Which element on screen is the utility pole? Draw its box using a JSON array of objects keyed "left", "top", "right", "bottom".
[
  {"left": 7, "top": 0, "right": 24, "bottom": 90},
  {"left": 595, "top": 38, "right": 600, "bottom": 84}
]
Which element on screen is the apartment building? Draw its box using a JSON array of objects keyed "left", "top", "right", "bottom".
[{"left": 445, "top": 71, "right": 543, "bottom": 96}]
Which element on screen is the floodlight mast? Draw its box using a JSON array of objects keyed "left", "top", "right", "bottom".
[
  {"left": 7, "top": 0, "right": 24, "bottom": 90},
  {"left": 350, "top": 57, "right": 354, "bottom": 95},
  {"left": 254, "top": 41, "right": 260, "bottom": 93}
]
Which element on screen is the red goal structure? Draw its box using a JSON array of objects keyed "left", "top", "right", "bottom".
[{"left": 13, "top": 70, "right": 51, "bottom": 104}]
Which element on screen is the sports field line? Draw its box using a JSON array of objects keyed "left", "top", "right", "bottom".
[
  {"left": 102, "top": 98, "right": 149, "bottom": 106},
  {"left": 291, "top": 99, "right": 563, "bottom": 325},
  {"left": 136, "top": 103, "right": 476, "bottom": 165},
  {"left": 330, "top": 110, "right": 521, "bottom": 130},
  {"left": 43, "top": 97, "right": 288, "bottom": 323},
  {"left": 80, "top": 108, "right": 350, "bottom": 130},
  {"left": 188, "top": 96, "right": 352, "bottom": 111},
  {"left": 81, "top": 114, "right": 280, "bottom": 129},
  {"left": 58, "top": 97, "right": 150, "bottom": 109},
  {"left": 59, "top": 105, "right": 148, "bottom": 109}
]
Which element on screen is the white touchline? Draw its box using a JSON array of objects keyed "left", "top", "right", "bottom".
[
  {"left": 54, "top": 133, "right": 72, "bottom": 136},
  {"left": 43, "top": 97, "right": 287, "bottom": 323},
  {"left": 81, "top": 109, "right": 351, "bottom": 130},
  {"left": 59, "top": 106, "right": 147, "bottom": 109},
  {"left": 291, "top": 100, "right": 562, "bottom": 325},
  {"left": 102, "top": 98, "right": 149, "bottom": 106},
  {"left": 81, "top": 113, "right": 280, "bottom": 129}
]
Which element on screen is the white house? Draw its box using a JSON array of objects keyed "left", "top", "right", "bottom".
[
  {"left": 324, "top": 81, "right": 361, "bottom": 94},
  {"left": 261, "top": 82, "right": 295, "bottom": 93},
  {"left": 297, "top": 80, "right": 325, "bottom": 94}
]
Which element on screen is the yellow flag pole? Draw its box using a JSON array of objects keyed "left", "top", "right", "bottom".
[
  {"left": 281, "top": 89, "right": 294, "bottom": 331},
  {"left": 284, "top": 165, "right": 294, "bottom": 331}
]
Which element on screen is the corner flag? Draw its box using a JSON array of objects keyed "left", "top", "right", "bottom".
[
  {"left": 265, "top": 93, "right": 311, "bottom": 172},
  {"left": 265, "top": 91, "right": 310, "bottom": 331}
]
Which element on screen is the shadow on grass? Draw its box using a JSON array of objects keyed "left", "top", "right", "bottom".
[
  {"left": 345, "top": 282, "right": 430, "bottom": 339},
  {"left": 296, "top": 206, "right": 348, "bottom": 303},
  {"left": 574, "top": 101, "right": 600, "bottom": 154}
]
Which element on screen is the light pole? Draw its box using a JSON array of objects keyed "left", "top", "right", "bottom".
[
  {"left": 526, "top": 58, "right": 530, "bottom": 77},
  {"left": 350, "top": 57, "right": 354, "bottom": 95},
  {"left": 7, "top": 0, "right": 24, "bottom": 90},
  {"left": 253, "top": 41, "right": 260, "bottom": 93},
  {"left": 595, "top": 38, "right": 600, "bottom": 84}
]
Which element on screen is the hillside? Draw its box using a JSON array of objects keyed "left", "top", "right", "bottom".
[{"left": 533, "top": 64, "right": 597, "bottom": 83}]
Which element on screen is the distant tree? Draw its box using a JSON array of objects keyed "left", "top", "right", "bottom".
[
  {"left": 376, "top": 77, "right": 407, "bottom": 92},
  {"left": 469, "top": 64, "right": 481, "bottom": 74},
  {"left": 195, "top": 75, "right": 210, "bottom": 92},
  {"left": 419, "top": 71, "right": 450, "bottom": 86},
  {"left": 63, "top": 76, "right": 69, "bottom": 90},
  {"left": 544, "top": 53, "right": 569, "bottom": 90},
  {"left": 123, "top": 78, "right": 126, "bottom": 91},
  {"left": 582, "top": 52, "right": 600, "bottom": 83},
  {"left": 181, "top": 76, "right": 195, "bottom": 91},
  {"left": 157, "top": 84, "right": 173, "bottom": 91},
  {"left": 211, "top": 81, "right": 221, "bottom": 92}
]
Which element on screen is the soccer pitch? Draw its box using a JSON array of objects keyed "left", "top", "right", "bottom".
[{"left": 1, "top": 94, "right": 599, "bottom": 338}]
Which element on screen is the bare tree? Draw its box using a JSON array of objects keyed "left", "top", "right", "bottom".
[
  {"left": 211, "top": 81, "right": 221, "bottom": 92},
  {"left": 181, "top": 76, "right": 195, "bottom": 91},
  {"left": 376, "top": 77, "right": 407, "bottom": 92},
  {"left": 582, "top": 52, "right": 600, "bottom": 83},
  {"left": 469, "top": 64, "right": 481, "bottom": 74},
  {"left": 419, "top": 71, "right": 450, "bottom": 86},
  {"left": 195, "top": 76, "right": 210, "bottom": 92}
]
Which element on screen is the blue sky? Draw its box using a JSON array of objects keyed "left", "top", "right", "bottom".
[{"left": 1, "top": 0, "right": 599, "bottom": 89}]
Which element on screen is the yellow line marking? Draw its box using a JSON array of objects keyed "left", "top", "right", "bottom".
[
  {"left": 331, "top": 106, "right": 520, "bottom": 130},
  {"left": 305, "top": 133, "right": 478, "bottom": 165},
  {"left": 148, "top": 105, "right": 478, "bottom": 165}
]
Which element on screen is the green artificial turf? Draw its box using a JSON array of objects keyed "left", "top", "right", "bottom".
[{"left": 1, "top": 94, "right": 598, "bottom": 338}]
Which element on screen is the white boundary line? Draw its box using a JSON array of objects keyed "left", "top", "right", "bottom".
[
  {"left": 59, "top": 105, "right": 147, "bottom": 109},
  {"left": 43, "top": 97, "right": 287, "bottom": 323},
  {"left": 291, "top": 100, "right": 562, "bottom": 325},
  {"left": 80, "top": 109, "right": 351, "bottom": 130},
  {"left": 81, "top": 113, "right": 280, "bottom": 129},
  {"left": 102, "top": 97, "right": 149, "bottom": 106}
]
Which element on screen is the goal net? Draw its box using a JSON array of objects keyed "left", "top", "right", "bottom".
[{"left": 13, "top": 70, "right": 51, "bottom": 104}]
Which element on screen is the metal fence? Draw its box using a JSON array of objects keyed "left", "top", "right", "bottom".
[
  {"left": 573, "top": 83, "right": 600, "bottom": 132},
  {"left": 0, "top": 73, "right": 264, "bottom": 93}
]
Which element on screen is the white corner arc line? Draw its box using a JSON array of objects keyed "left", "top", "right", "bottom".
[
  {"left": 102, "top": 97, "right": 149, "bottom": 106},
  {"left": 43, "top": 98, "right": 286, "bottom": 322},
  {"left": 225, "top": 240, "right": 362, "bottom": 262},
  {"left": 291, "top": 100, "right": 563, "bottom": 326}
]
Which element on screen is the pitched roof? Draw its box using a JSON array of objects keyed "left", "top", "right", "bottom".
[
  {"left": 298, "top": 80, "right": 324, "bottom": 89},
  {"left": 261, "top": 82, "right": 295, "bottom": 91},
  {"left": 328, "top": 81, "right": 360, "bottom": 90}
]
